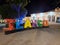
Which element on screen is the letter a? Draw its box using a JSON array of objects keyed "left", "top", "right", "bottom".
[{"left": 24, "top": 18, "right": 32, "bottom": 28}]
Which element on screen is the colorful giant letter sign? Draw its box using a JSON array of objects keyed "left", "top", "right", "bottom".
[
  {"left": 43, "top": 20, "right": 49, "bottom": 27},
  {"left": 32, "top": 20, "right": 37, "bottom": 27},
  {"left": 2, "top": 15, "right": 49, "bottom": 32},
  {"left": 37, "top": 20, "right": 43, "bottom": 27},
  {"left": 16, "top": 19, "right": 24, "bottom": 29},
  {"left": 24, "top": 17, "right": 32, "bottom": 28},
  {"left": 3, "top": 19, "right": 15, "bottom": 31}
]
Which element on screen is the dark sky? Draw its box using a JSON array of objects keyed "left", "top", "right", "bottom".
[
  {"left": 26, "top": 0, "right": 60, "bottom": 14},
  {"left": 0, "top": 0, "right": 60, "bottom": 15},
  {"left": 0, "top": 0, "right": 5, "bottom": 5},
  {"left": 0, "top": 0, "right": 60, "bottom": 13}
]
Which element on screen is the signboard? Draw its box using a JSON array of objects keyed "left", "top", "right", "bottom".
[{"left": 2, "top": 13, "right": 49, "bottom": 32}]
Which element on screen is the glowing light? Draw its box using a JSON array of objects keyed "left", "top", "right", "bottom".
[
  {"left": 31, "top": 13, "right": 44, "bottom": 20},
  {"left": 40, "top": 13, "right": 44, "bottom": 17},
  {"left": 31, "top": 14, "right": 37, "bottom": 20},
  {"left": 48, "top": 11, "right": 55, "bottom": 16}
]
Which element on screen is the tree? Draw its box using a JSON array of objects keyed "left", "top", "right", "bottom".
[{"left": 0, "top": 0, "right": 30, "bottom": 19}]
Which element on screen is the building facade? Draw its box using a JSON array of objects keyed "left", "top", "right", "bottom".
[
  {"left": 48, "top": 7, "right": 60, "bottom": 23},
  {"left": 30, "top": 7, "right": 60, "bottom": 23}
]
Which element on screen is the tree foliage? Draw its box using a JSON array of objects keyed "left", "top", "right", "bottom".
[{"left": 0, "top": 0, "right": 30, "bottom": 19}]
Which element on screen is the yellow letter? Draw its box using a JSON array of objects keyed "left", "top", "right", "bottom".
[{"left": 24, "top": 17, "right": 32, "bottom": 28}]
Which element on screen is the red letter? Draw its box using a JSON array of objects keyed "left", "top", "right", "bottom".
[{"left": 3, "top": 19, "right": 15, "bottom": 31}]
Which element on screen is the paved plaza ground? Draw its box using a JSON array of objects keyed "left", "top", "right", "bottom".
[{"left": 0, "top": 24, "right": 60, "bottom": 45}]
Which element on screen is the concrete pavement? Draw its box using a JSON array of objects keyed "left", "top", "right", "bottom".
[{"left": 0, "top": 24, "right": 60, "bottom": 45}]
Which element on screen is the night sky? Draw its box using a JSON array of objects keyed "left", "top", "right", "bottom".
[
  {"left": 26, "top": 0, "right": 60, "bottom": 14},
  {"left": 0, "top": 0, "right": 60, "bottom": 17},
  {"left": 0, "top": 0, "right": 60, "bottom": 14}
]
